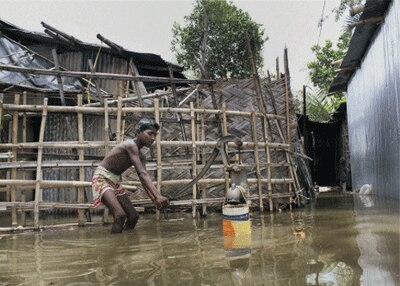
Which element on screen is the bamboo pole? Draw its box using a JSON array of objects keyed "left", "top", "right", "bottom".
[
  {"left": 190, "top": 102, "right": 197, "bottom": 218},
  {"left": 34, "top": 98, "right": 48, "bottom": 229},
  {"left": 0, "top": 152, "right": 13, "bottom": 159},
  {"left": 284, "top": 48, "right": 291, "bottom": 146},
  {"left": 276, "top": 57, "right": 280, "bottom": 80},
  {"left": 21, "top": 92, "right": 27, "bottom": 226},
  {"left": 154, "top": 98, "right": 161, "bottom": 220},
  {"left": 251, "top": 111, "right": 264, "bottom": 212},
  {"left": 221, "top": 102, "right": 229, "bottom": 193},
  {"left": 0, "top": 63, "right": 215, "bottom": 84},
  {"left": 129, "top": 59, "right": 144, "bottom": 106},
  {"left": 302, "top": 85, "right": 308, "bottom": 154},
  {"left": 11, "top": 93, "right": 19, "bottom": 226},
  {"left": 102, "top": 95, "right": 110, "bottom": 223},
  {"left": 84, "top": 88, "right": 190, "bottom": 107},
  {"left": 22, "top": 92, "right": 27, "bottom": 143},
  {"left": 103, "top": 98, "right": 110, "bottom": 155},
  {"left": 200, "top": 97, "right": 207, "bottom": 216},
  {"left": 121, "top": 80, "right": 130, "bottom": 141},
  {"left": 0, "top": 179, "right": 136, "bottom": 189},
  {"left": 0, "top": 222, "right": 105, "bottom": 233},
  {"left": 246, "top": 33, "right": 279, "bottom": 211},
  {"left": 52, "top": 49, "right": 66, "bottom": 106},
  {"left": 208, "top": 84, "right": 222, "bottom": 135},
  {"left": 0, "top": 160, "right": 100, "bottom": 169},
  {"left": 245, "top": 32, "right": 265, "bottom": 113},
  {"left": 1, "top": 103, "right": 286, "bottom": 120},
  {"left": 77, "top": 94, "right": 85, "bottom": 226},
  {"left": 0, "top": 178, "right": 292, "bottom": 188},
  {"left": 116, "top": 95, "right": 122, "bottom": 142},
  {"left": 263, "top": 115, "right": 273, "bottom": 212},
  {"left": 283, "top": 48, "right": 299, "bottom": 207},
  {"left": 88, "top": 59, "right": 104, "bottom": 103},
  {"left": 0, "top": 181, "right": 293, "bottom": 194},
  {"left": 0, "top": 140, "right": 290, "bottom": 150},
  {"left": 169, "top": 66, "right": 190, "bottom": 159},
  {"left": 0, "top": 93, "right": 3, "bottom": 132}
]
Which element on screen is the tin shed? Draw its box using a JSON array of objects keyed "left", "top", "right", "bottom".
[{"left": 330, "top": 0, "right": 399, "bottom": 199}]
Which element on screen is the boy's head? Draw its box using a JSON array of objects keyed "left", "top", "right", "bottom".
[{"left": 135, "top": 118, "right": 160, "bottom": 134}]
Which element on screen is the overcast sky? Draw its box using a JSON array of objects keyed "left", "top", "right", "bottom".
[{"left": 1, "top": 0, "right": 345, "bottom": 92}]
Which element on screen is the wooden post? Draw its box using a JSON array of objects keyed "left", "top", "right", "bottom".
[
  {"left": 190, "top": 102, "right": 197, "bottom": 218},
  {"left": 34, "top": 98, "right": 48, "bottom": 229},
  {"left": 11, "top": 94, "right": 20, "bottom": 226},
  {"left": 77, "top": 94, "right": 85, "bottom": 226},
  {"left": 154, "top": 99, "right": 161, "bottom": 220},
  {"left": 251, "top": 112, "right": 264, "bottom": 212}
]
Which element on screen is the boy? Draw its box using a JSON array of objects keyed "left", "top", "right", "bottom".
[{"left": 92, "top": 118, "right": 169, "bottom": 233}]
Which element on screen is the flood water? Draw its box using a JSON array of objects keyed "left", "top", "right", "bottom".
[{"left": 0, "top": 191, "right": 399, "bottom": 286}]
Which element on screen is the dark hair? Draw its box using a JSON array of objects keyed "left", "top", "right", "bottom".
[{"left": 135, "top": 118, "right": 160, "bottom": 132}]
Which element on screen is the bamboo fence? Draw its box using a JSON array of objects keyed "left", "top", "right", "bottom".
[{"left": 0, "top": 50, "right": 305, "bottom": 231}]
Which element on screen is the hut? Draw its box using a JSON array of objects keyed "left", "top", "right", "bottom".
[
  {"left": 0, "top": 20, "right": 313, "bottom": 231},
  {"left": 329, "top": 0, "right": 399, "bottom": 199}
]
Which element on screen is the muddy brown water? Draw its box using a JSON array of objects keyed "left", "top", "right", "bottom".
[{"left": 0, "top": 191, "right": 398, "bottom": 286}]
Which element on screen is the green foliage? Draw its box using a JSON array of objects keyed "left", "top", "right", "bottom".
[
  {"left": 307, "top": 32, "right": 351, "bottom": 93},
  {"left": 171, "top": 0, "right": 265, "bottom": 79},
  {"left": 295, "top": 88, "right": 347, "bottom": 122},
  {"left": 304, "top": 31, "right": 350, "bottom": 122}
]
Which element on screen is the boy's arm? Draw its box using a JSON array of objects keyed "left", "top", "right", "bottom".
[{"left": 126, "top": 144, "right": 169, "bottom": 209}]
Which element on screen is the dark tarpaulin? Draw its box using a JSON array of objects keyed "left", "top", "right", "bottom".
[
  {"left": 0, "top": 36, "right": 89, "bottom": 93},
  {"left": 298, "top": 115, "right": 341, "bottom": 186}
]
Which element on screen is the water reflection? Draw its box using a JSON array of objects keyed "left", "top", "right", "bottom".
[
  {"left": 353, "top": 193, "right": 400, "bottom": 286},
  {"left": 223, "top": 231, "right": 252, "bottom": 286},
  {"left": 0, "top": 192, "right": 398, "bottom": 285}
]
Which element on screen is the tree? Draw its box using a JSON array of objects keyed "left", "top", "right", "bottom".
[
  {"left": 171, "top": 0, "right": 265, "bottom": 79},
  {"left": 301, "top": 0, "right": 364, "bottom": 122},
  {"left": 302, "top": 32, "right": 350, "bottom": 122},
  {"left": 307, "top": 31, "right": 351, "bottom": 93}
]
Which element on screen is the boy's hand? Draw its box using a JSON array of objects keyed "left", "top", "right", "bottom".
[{"left": 155, "top": 195, "right": 170, "bottom": 210}]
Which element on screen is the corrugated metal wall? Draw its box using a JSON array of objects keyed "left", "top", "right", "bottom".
[
  {"left": 347, "top": 0, "right": 400, "bottom": 199},
  {"left": 42, "top": 114, "right": 106, "bottom": 203},
  {"left": 59, "top": 51, "right": 129, "bottom": 97}
]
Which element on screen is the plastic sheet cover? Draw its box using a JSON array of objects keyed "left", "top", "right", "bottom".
[{"left": 0, "top": 36, "right": 87, "bottom": 92}]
